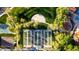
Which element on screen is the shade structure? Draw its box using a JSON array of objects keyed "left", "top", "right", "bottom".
[{"left": 31, "top": 14, "right": 46, "bottom": 23}]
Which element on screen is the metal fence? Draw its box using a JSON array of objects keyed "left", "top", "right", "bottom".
[{"left": 23, "top": 30, "right": 52, "bottom": 49}]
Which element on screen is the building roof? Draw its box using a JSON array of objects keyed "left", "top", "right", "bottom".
[
  {"left": 1, "top": 38, "right": 14, "bottom": 48},
  {"left": 0, "top": 24, "right": 15, "bottom": 36}
]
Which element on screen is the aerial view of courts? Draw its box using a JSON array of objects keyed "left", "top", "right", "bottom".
[{"left": 0, "top": 7, "right": 79, "bottom": 51}]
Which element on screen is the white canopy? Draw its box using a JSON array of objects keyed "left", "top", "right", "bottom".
[{"left": 31, "top": 14, "right": 46, "bottom": 23}]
